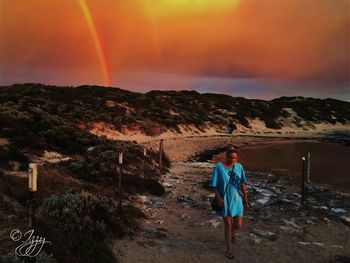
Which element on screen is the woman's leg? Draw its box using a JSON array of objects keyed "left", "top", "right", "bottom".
[
  {"left": 231, "top": 216, "right": 243, "bottom": 243},
  {"left": 223, "top": 216, "right": 233, "bottom": 253}
]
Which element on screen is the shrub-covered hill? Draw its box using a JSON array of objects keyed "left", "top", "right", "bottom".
[
  {"left": 0, "top": 84, "right": 170, "bottom": 262},
  {"left": 0, "top": 83, "right": 349, "bottom": 262},
  {"left": 1, "top": 83, "right": 349, "bottom": 137}
]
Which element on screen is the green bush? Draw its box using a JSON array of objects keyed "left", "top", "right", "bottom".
[
  {"left": 40, "top": 191, "right": 122, "bottom": 236},
  {"left": 38, "top": 191, "right": 122, "bottom": 262}
]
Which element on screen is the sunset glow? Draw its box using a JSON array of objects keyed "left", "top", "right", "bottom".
[
  {"left": 141, "top": 0, "right": 240, "bottom": 16},
  {"left": 0, "top": 0, "right": 348, "bottom": 100}
]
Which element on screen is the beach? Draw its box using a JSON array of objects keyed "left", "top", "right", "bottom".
[{"left": 114, "top": 135, "right": 350, "bottom": 262}]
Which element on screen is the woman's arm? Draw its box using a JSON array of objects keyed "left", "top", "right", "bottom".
[
  {"left": 213, "top": 187, "right": 224, "bottom": 206},
  {"left": 240, "top": 183, "right": 249, "bottom": 211}
]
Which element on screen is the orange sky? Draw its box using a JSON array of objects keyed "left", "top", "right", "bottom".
[{"left": 0, "top": 0, "right": 349, "bottom": 99}]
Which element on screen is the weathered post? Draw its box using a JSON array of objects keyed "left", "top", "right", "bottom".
[
  {"left": 306, "top": 152, "right": 311, "bottom": 184},
  {"left": 159, "top": 139, "right": 163, "bottom": 169},
  {"left": 301, "top": 156, "right": 306, "bottom": 206},
  {"left": 28, "top": 163, "right": 38, "bottom": 229},
  {"left": 143, "top": 148, "right": 146, "bottom": 190},
  {"left": 118, "top": 152, "right": 123, "bottom": 212}
]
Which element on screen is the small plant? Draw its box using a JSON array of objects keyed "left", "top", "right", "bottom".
[
  {"left": 38, "top": 191, "right": 124, "bottom": 262},
  {"left": 40, "top": 191, "right": 122, "bottom": 237}
]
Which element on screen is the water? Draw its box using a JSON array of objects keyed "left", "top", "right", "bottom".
[{"left": 213, "top": 141, "right": 350, "bottom": 190}]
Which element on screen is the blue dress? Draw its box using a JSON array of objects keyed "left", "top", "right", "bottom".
[{"left": 210, "top": 162, "right": 247, "bottom": 217}]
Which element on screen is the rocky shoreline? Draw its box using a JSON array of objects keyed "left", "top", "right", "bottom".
[{"left": 114, "top": 139, "right": 350, "bottom": 263}]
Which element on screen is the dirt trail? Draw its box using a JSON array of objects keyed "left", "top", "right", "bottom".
[{"left": 112, "top": 161, "right": 350, "bottom": 263}]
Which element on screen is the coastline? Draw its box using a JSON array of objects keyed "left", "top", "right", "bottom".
[
  {"left": 114, "top": 134, "right": 350, "bottom": 263},
  {"left": 140, "top": 132, "right": 349, "bottom": 163}
]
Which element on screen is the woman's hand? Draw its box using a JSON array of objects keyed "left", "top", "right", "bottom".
[
  {"left": 243, "top": 197, "right": 249, "bottom": 212},
  {"left": 216, "top": 195, "right": 224, "bottom": 206},
  {"left": 214, "top": 188, "right": 224, "bottom": 206}
]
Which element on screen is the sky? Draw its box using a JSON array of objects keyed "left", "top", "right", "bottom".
[{"left": 0, "top": 0, "right": 349, "bottom": 100}]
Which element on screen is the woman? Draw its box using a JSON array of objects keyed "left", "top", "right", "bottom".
[{"left": 210, "top": 147, "right": 249, "bottom": 259}]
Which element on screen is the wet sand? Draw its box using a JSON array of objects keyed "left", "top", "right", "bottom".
[{"left": 213, "top": 141, "right": 350, "bottom": 191}]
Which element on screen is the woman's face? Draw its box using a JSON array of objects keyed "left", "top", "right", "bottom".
[{"left": 226, "top": 152, "right": 238, "bottom": 164}]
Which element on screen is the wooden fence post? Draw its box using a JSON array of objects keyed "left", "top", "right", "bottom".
[
  {"left": 118, "top": 152, "right": 123, "bottom": 212},
  {"left": 159, "top": 139, "right": 163, "bottom": 169},
  {"left": 143, "top": 148, "right": 146, "bottom": 190},
  {"left": 306, "top": 152, "right": 311, "bottom": 184},
  {"left": 301, "top": 156, "right": 306, "bottom": 206}
]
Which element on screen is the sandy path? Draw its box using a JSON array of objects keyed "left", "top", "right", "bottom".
[
  {"left": 112, "top": 160, "right": 350, "bottom": 263},
  {"left": 140, "top": 135, "right": 302, "bottom": 162}
]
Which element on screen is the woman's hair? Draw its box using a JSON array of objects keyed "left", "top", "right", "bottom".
[{"left": 226, "top": 146, "right": 238, "bottom": 156}]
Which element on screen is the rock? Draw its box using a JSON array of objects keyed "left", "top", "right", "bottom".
[
  {"left": 328, "top": 245, "right": 344, "bottom": 249},
  {"left": 276, "top": 198, "right": 294, "bottom": 205},
  {"left": 313, "top": 242, "right": 324, "bottom": 247},
  {"left": 297, "top": 241, "right": 324, "bottom": 247},
  {"left": 7, "top": 214, "right": 16, "bottom": 220},
  {"left": 330, "top": 208, "right": 347, "bottom": 214},
  {"left": 249, "top": 233, "right": 262, "bottom": 244},
  {"left": 251, "top": 185, "right": 275, "bottom": 197},
  {"left": 297, "top": 241, "right": 311, "bottom": 246},
  {"left": 9, "top": 161, "right": 21, "bottom": 171},
  {"left": 137, "top": 240, "right": 157, "bottom": 247},
  {"left": 255, "top": 196, "right": 270, "bottom": 205},
  {"left": 331, "top": 255, "right": 350, "bottom": 263},
  {"left": 306, "top": 196, "right": 317, "bottom": 204},
  {"left": 282, "top": 219, "right": 302, "bottom": 230},
  {"left": 183, "top": 162, "right": 215, "bottom": 168},
  {"left": 280, "top": 226, "right": 299, "bottom": 234},
  {"left": 339, "top": 192, "right": 350, "bottom": 198},
  {"left": 164, "top": 238, "right": 186, "bottom": 248},
  {"left": 305, "top": 219, "right": 315, "bottom": 224},
  {"left": 320, "top": 206, "right": 328, "bottom": 210},
  {"left": 267, "top": 186, "right": 283, "bottom": 195},
  {"left": 298, "top": 242, "right": 344, "bottom": 250},
  {"left": 339, "top": 216, "right": 350, "bottom": 226},
  {"left": 290, "top": 192, "right": 302, "bottom": 199},
  {"left": 323, "top": 217, "right": 332, "bottom": 223},
  {"left": 207, "top": 219, "right": 221, "bottom": 228},
  {"left": 312, "top": 205, "right": 328, "bottom": 211},
  {"left": 191, "top": 185, "right": 197, "bottom": 192},
  {"left": 266, "top": 174, "right": 280, "bottom": 183},
  {"left": 146, "top": 226, "right": 157, "bottom": 233},
  {"left": 145, "top": 227, "right": 168, "bottom": 239},
  {"left": 143, "top": 196, "right": 166, "bottom": 208},
  {"left": 177, "top": 195, "right": 195, "bottom": 205},
  {"left": 251, "top": 228, "right": 278, "bottom": 241},
  {"left": 202, "top": 193, "right": 215, "bottom": 201}
]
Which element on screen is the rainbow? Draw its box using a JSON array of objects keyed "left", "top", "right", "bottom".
[{"left": 78, "top": 0, "right": 111, "bottom": 86}]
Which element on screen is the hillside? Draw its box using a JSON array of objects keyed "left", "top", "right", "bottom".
[
  {"left": 1, "top": 84, "right": 349, "bottom": 141},
  {"left": 0, "top": 83, "right": 349, "bottom": 262},
  {"left": 0, "top": 84, "right": 170, "bottom": 262}
]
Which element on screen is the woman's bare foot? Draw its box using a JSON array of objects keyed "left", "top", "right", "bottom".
[{"left": 225, "top": 250, "right": 234, "bottom": 259}]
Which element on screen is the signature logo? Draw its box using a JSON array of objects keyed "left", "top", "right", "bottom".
[{"left": 10, "top": 229, "right": 51, "bottom": 257}]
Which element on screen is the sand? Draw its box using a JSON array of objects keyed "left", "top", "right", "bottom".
[
  {"left": 87, "top": 121, "right": 350, "bottom": 146},
  {"left": 112, "top": 135, "right": 350, "bottom": 263}
]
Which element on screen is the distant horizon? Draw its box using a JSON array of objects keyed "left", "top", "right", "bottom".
[{"left": 2, "top": 82, "right": 349, "bottom": 103}]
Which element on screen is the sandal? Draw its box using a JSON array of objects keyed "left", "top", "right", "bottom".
[{"left": 225, "top": 251, "right": 234, "bottom": 259}]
